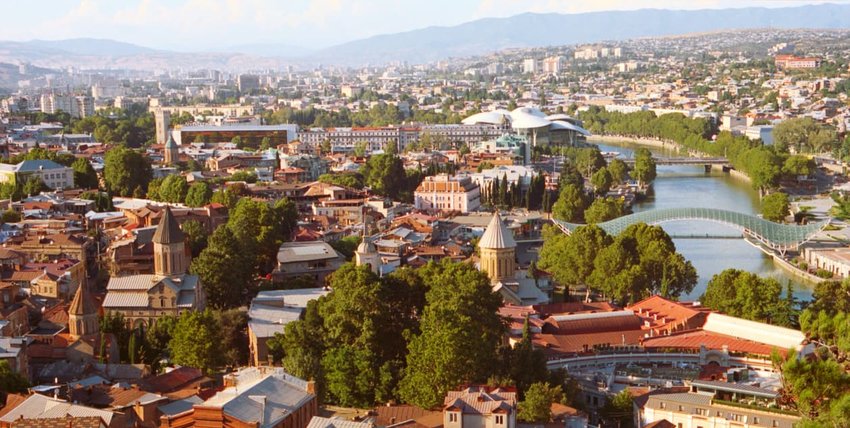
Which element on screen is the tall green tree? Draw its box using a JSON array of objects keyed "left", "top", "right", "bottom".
[
  {"left": 103, "top": 145, "right": 152, "bottom": 196},
  {"left": 590, "top": 167, "right": 613, "bottom": 195},
  {"left": 184, "top": 182, "right": 212, "bottom": 207},
  {"left": 157, "top": 174, "right": 189, "bottom": 203},
  {"left": 22, "top": 177, "right": 48, "bottom": 196},
  {"left": 701, "top": 269, "right": 791, "bottom": 325},
  {"left": 517, "top": 382, "right": 564, "bottom": 423},
  {"left": 584, "top": 197, "right": 625, "bottom": 224},
  {"left": 169, "top": 310, "right": 223, "bottom": 374},
  {"left": 0, "top": 360, "right": 29, "bottom": 393},
  {"left": 181, "top": 219, "right": 208, "bottom": 258},
  {"left": 400, "top": 260, "right": 505, "bottom": 408},
  {"left": 631, "top": 148, "right": 656, "bottom": 186},
  {"left": 552, "top": 184, "right": 587, "bottom": 223},
  {"left": 72, "top": 157, "right": 99, "bottom": 189},
  {"left": 191, "top": 226, "right": 253, "bottom": 308},
  {"left": 762, "top": 192, "right": 790, "bottom": 223}
]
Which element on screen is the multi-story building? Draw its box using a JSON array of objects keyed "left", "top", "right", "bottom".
[
  {"left": 174, "top": 124, "right": 295, "bottom": 146},
  {"left": 542, "top": 56, "right": 563, "bottom": 74},
  {"left": 522, "top": 58, "right": 539, "bottom": 74},
  {"left": 635, "top": 391, "right": 800, "bottom": 428},
  {"left": 774, "top": 54, "right": 821, "bottom": 69},
  {"left": 298, "top": 124, "right": 503, "bottom": 153},
  {"left": 247, "top": 288, "right": 330, "bottom": 366},
  {"left": 414, "top": 174, "right": 481, "bottom": 213},
  {"left": 148, "top": 103, "right": 257, "bottom": 118},
  {"left": 160, "top": 367, "right": 318, "bottom": 428},
  {"left": 444, "top": 386, "right": 517, "bottom": 428},
  {"left": 274, "top": 241, "right": 344, "bottom": 286},
  {"left": 0, "top": 159, "right": 74, "bottom": 189},
  {"left": 39, "top": 94, "right": 94, "bottom": 119},
  {"left": 237, "top": 74, "right": 261, "bottom": 93}
]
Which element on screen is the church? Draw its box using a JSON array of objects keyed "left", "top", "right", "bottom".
[
  {"left": 102, "top": 206, "right": 205, "bottom": 329},
  {"left": 478, "top": 212, "right": 550, "bottom": 305}
]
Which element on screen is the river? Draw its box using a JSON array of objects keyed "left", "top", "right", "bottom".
[{"left": 592, "top": 140, "right": 813, "bottom": 301}]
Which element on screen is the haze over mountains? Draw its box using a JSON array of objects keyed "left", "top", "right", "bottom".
[{"left": 1, "top": 3, "right": 848, "bottom": 70}]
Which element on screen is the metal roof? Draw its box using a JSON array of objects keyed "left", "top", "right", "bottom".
[
  {"left": 553, "top": 207, "right": 828, "bottom": 251},
  {"left": 691, "top": 379, "right": 779, "bottom": 399},
  {"left": 478, "top": 212, "right": 516, "bottom": 249},
  {"left": 0, "top": 394, "right": 113, "bottom": 424},
  {"left": 102, "top": 292, "right": 149, "bottom": 308},
  {"left": 307, "top": 416, "right": 374, "bottom": 428}
]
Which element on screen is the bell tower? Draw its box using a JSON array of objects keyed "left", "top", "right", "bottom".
[
  {"left": 153, "top": 206, "right": 188, "bottom": 277},
  {"left": 68, "top": 284, "right": 98, "bottom": 339},
  {"left": 477, "top": 212, "right": 517, "bottom": 284}
]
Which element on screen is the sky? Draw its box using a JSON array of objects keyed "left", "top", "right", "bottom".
[{"left": 2, "top": 0, "right": 845, "bottom": 51}]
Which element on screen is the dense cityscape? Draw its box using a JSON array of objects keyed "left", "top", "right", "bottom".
[{"left": 0, "top": 2, "right": 849, "bottom": 427}]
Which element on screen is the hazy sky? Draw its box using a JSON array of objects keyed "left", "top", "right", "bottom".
[{"left": 2, "top": 0, "right": 844, "bottom": 50}]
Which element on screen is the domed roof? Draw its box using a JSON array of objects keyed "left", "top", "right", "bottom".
[
  {"left": 357, "top": 239, "right": 377, "bottom": 254},
  {"left": 478, "top": 212, "right": 516, "bottom": 249},
  {"left": 461, "top": 109, "right": 511, "bottom": 126},
  {"left": 550, "top": 120, "right": 592, "bottom": 136},
  {"left": 509, "top": 107, "right": 551, "bottom": 130}
]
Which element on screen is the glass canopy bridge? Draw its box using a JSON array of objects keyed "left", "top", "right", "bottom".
[{"left": 551, "top": 207, "right": 829, "bottom": 256}]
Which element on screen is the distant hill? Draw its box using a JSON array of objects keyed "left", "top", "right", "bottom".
[
  {"left": 0, "top": 3, "right": 848, "bottom": 70},
  {"left": 311, "top": 3, "right": 850, "bottom": 65},
  {"left": 25, "top": 38, "right": 159, "bottom": 56}
]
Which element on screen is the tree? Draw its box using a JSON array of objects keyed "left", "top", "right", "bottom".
[
  {"left": 773, "top": 117, "right": 836, "bottom": 154},
  {"left": 190, "top": 227, "right": 253, "bottom": 309},
  {"left": 72, "top": 157, "right": 99, "bottom": 189},
  {"left": 0, "top": 360, "right": 28, "bottom": 393},
  {"left": 607, "top": 159, "right": 628, "bottom": 184},
  {"left": 783, "top": 155, "right": 815, "bottom": 178},
  {"left": 215, "top": 309, "right": 249, "bottom": 367},
  {"left": 157, "top": 174, "right": 189, "bottom": 203},
  {"left": 631, "top": 148, "right": 656, "bottom": 186},
  {"left": 103, "top": 145, "right": 152, "bottom": 197},
  {"left": 510, "top": 319, "right": 549, "bottom": 397},
  {"left": 599, "top": 390, "right": 635, "bottom": 428},
  {"left": 361, "top": 154, "right": 407, "bottom": 200},
  {"left": 590, "top": 167, "right": 613, "bottom": 195},
  {"left": 22, "top": 177, "right": 48, "bottom": 196},
  {"left": 231, "top": 136, "right": 244, "bottom": 149},
  {"left": 584, "top": 197, "right": 625, "bottom": 224},
  {"left": 552, "top": 184, "right": 587, "bottom": 223},
  {"left": 701, "top": 269, "right": 789, "bottom": 324},
  {"left": 181, "top": 219, "right": 208, "bottom": 258},
  {"left": 762, "top": 192, "right": 790, "bottom": 223},
  {"left": 259, "top": 137, "right": 272, "bottom": 151},
  {"left": 184, "top": 182, "right": 212, "bottom": 207},
  {"left": 400, "top": 260, "right": 505, "bottom": 408},
  {"left": 538, "top": 225, "right": 612, "bottom": 296},
  {"left": 517, "top": 382, "right": 564, "bottom": 423},
  {"left": 1, "top": 209, "right": 21, "bottom": 223},
  {"left": 619, "top": 223, "right": 697, "bottom": 300},
  {"left": 169, "top": 310, "right": 223, "bottom": 374},
  {"left": 211, "top": 188, "right": 239, "bottom": 209}
]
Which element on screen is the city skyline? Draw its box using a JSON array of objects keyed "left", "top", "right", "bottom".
[{"left": 2, "top": 0, "right": 845, "bottom": 52}]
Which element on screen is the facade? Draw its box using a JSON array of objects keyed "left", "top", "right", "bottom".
[
  {"left": 444, "top": 386, "right": 517, "bottom": 428},
  {"left": 805, "top": 247, "right": 850, "bottom": 279},
  {"left": 103, "top": 207, "right": 204, "bottom": 329},
  {"left": 274, "top": 241, "right": 344, "bottom": 286},
  {"left": 237, "top": 74, "right": 261, "bottom": 93},
  {"left": 154, "top": 108, "right": 171, "bottom": 146},
  {"left": 175, "top": 124, "right": 292, "bottom": 146},
  {"left": 149, "top": 103, "right": 257, "bottom": 118},
  {"left": 247, "top": 289, "right": 331, "bottom": 366},
  {"left": 297, "top": 124, "right": 503, "bottom": 153},
  {"left": 636, "top": 392, "right": 800, "bottom": 428},
  {"left": 0, "top": 160, "right": 74, "bottom": 189},
  {"left": 414, "top": 174, "right": 481, "bottom": 213},
  {"left": 774, "top": 54, "right": 821, "bottom": 69},
  {"left": 40, "top": 94, "right": 94, "bottom": 119},
  {"left": 161, "top": 367, "right": 318, "bottom": 428}
]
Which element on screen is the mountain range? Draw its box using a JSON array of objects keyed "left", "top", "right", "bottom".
[{"left": 0, "top": 3, "right": 848, "bottom": 71}]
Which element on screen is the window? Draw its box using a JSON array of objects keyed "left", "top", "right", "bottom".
[
  {"left": 773, "top": 421, "right": 779, "bottom": 427},
  {"left": 448, "top": 413, "right": 458, "bottom": 423},
  {"left": 659, "top": 402, "right": 665, "bottom": 409},
  {"left": 678, "top": 405, "right": 683, "bottom": 411},
  {"left": 752, "top": 417, "right": 759, "bottom": 425},
  {"left": 495, "top": 415, "right": 504, "bottom": 425},
  {"left": 695, "top": 408, "right": 707, "bottom": 416}
]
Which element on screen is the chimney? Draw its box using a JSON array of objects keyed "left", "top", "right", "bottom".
[{"left": 306, "top": 380, "right": 316, "bottom": 394}]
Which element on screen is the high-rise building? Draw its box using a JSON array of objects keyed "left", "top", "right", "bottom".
[
  {"left": 522, "top": 58, "right": 539, "bottom": 74},
  {"left": 237, "top": 74, "right": 261, "bottom": 93},
  {"left": 542, "top": 56, "right": 563, "bottom": 74},
  {"left": 39, "top": 93, "right": 94, "bottom": 119}
]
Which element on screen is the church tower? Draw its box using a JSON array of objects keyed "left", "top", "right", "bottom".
[
  {"left": 68, "top": 283, "right": 98, "bottom": 339},
  {"left": 355, "top": 239, "right": 381, "bottom": 275},
  {"left": 153, "top": 206, "right": 188, "bottom": 277},
  {"left": 478, "top": 212, "right": 517, "bottom": 284},
  {"left": 164, "top": 134, "right": 179, "bottom": 165}
]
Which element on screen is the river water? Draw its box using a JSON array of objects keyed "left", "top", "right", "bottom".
[{"left": 593, "top": 140, "right": 813, "bottom": 301}]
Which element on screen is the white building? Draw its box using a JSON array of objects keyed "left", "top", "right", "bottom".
[
  {"left": 522, "top": 58, "right": 539, "bottom": 74},
  {"left": 444, "top": 386, "right": 517, "bottom": 428},
  {"left": 414, "top": 174, "right": 481, "bottom": 213},
  {"left": 0, "top": 160, "right": 74, "bottom": 189}
]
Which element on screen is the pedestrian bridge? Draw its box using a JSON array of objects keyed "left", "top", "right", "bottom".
[
  {"left": 621, "top": 157, "right": 729, "bottom": 165},
  {"left": 552, "top": 207, "right": 829, "bottom": 254}
]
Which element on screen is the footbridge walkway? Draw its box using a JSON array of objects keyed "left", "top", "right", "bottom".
[{"left": 552, "top": 207, "right": 829, "bottom": 255}]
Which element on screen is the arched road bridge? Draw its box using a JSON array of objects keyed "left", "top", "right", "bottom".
[
  {"left": 621, "top": 157, "right": 729, "bottom": 166},
  {"left": 552, "top": 207, "right": 829, "bottom": 255}
]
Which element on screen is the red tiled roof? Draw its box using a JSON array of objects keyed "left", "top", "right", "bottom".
[
  {"left": 141, "top": 367, "right": 205, "bottom": 393},
  {"left": 545, "top": 312, "right": 644, "bottom": 335},
  {"left": 533, "top": 301, "right": 618, "bottom": 316},
  {"left": 641, "top": 329, "right": 786, "bottom": 357},
  {"left": 533, "top": 330, "right": 647, "bottom": 355}
]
